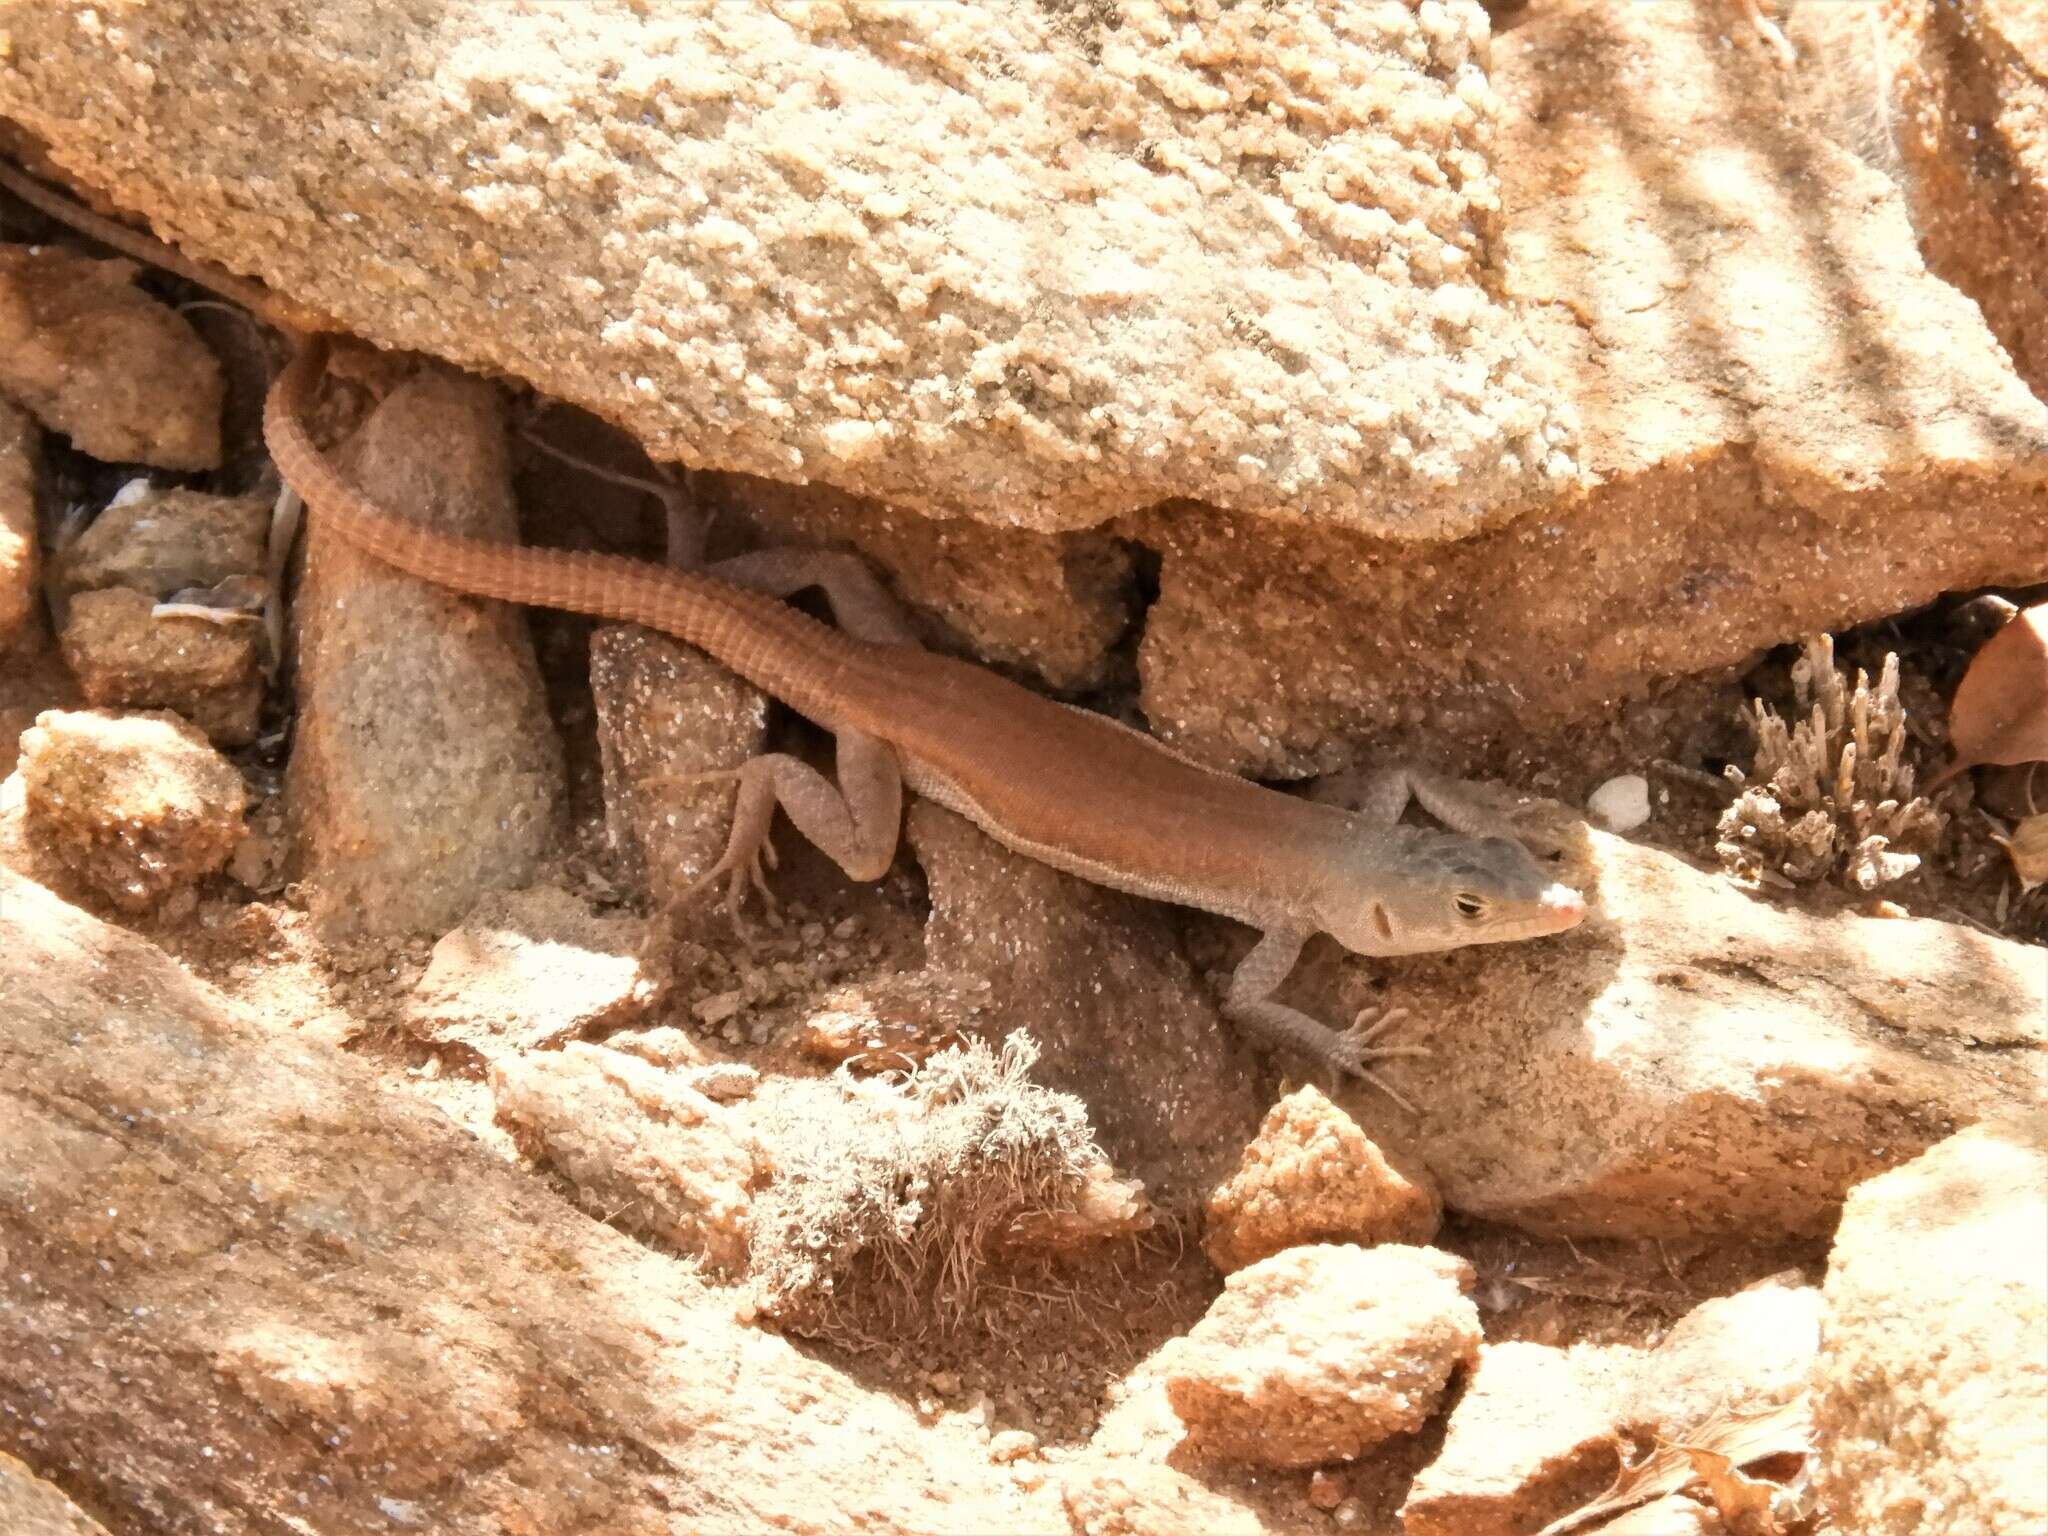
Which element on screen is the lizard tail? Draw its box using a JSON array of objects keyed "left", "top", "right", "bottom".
[
  {"left": 263, "top": 337, "right": 868, "bottom": 717},
  {"left": 0, "top": 158, "right": 325, "bottom": 335}
]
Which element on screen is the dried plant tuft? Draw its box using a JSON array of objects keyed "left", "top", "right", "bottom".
[{"left": 1717, "top": 635, "right": 1944, "bottom": 890}]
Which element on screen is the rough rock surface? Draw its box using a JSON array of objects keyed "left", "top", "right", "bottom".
[
  {"left": 906, "top": 803, "right": 1261, "bottom": 1206},
  {"left": 1202, "top": 1084, "right": 1440, "bottom": 1274},
  {"left": 0, "top": 243, "right": 222, "bottom": 470},
  {"left": 58, "top": 586, "right": 264, "bottom": 746},
  {"left": 405, "top": 884, "right": 648, "bottom": 1053},
  {"left": 1405, "top": 1273, "right": 1821, "bottom": 1536},
  {"left": 489, "top": 1042, "right": 762, "bottom": 1275},
  {"left": 1159, "top": 1243, "right": 1479, "bottom": 1469},
  {"left": 0, "top": 395, "right": 34, "bottom": 648},
  {"left": 0, "top": 0, "right": 1574, "bottom": 535},
  {"left": 16, "top": 707, "right": 244, "bottom": 911},
  {"left": 1136, "top": 0, "right": 2048, "bottom": 775},
  {"left": 1312, "top": 823, "right": 2045, "bottom": 1238},
  {"left": 709, "top": 471, "right": 1132, "bottom": 691},
  {"left": 1060, "top": 1463, "right": 1266, "bottom": 1536},
  {"left": 1882, "top": 0, "right": 2048, "bottom": 398},
  {"left": 0, "top": 1453, "right": 111, "bottom": 1536},
  {"left": 590, "top": 622, "right": 767, "bottom": 911},
  {"left": 1627, "top": 1271, "right": 1820, "bottom": 1432},
  {"left": 0, "top": 869, "right": 1062, "bottom": 1533},
  {"left": 286, "top": 366, "right": 565, "bottom": 941},
  {"left": 1401, "top": 1339, "right": 1638, "bottom": 1536},
  {"left": 1813, "top": 1118, "right": 2048, "bottom": 1536},
  {"left": 50, "top": 486, "right": 270, "bottom": 610}
]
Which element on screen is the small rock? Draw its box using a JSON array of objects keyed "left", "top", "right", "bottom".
[
  {"left": 1160, "top": 1244, "right": 1480, "bottom": 1469},
  {"left": 0, "top": 244, "right": 223, "bottom": 470},
  {"left": 1306, "top": 1469, "right": 1346, "bottom": 1511},
  {"left": 1813, "top": 1118, "right": 2048, "bottom": 1536},
  {"left": 1203, "top": 1084, "right": 1440, "bottom": 1273},
  {"left": 0, "top": 398, "right": 37, "bottom": 650},
  {"left": 989, "top": 1429, "right": 1037, "bottom": 1463},
  {"left": 286, "top": 367, "right": 565, "bottom": 941},
  {"left": 1627, "top": 1271, "right": 1820, "bottom": 1433},
  {"left": 1593, "top": 1495, "right": 1718, "bottom": 1535},
  {"left": 50, "top": 486, "right": 271, "bottom": 613},
  {"left": 488, "top": 1042, "right": 762, "bottom": 1275},
  {"left": 405, "top": 885, "right": 649, "bottom": 1053},
  {"left": 0, "top": 1448, "right": 113, "bottom": 1535},
  {"left": 17, "top": 707, "right": 245, "bottom": 911},
  {"left": 1407, "top": 1273, "right": 1821, "bottom": 1536},
  {"left": 797, "top": 970, "right": 986, "bottom": 1069},
  {"left": 1060, "top": 1463, "right": 1266, "bottom": 1536},
  {"left": 1401, "top": 1339, "right": 1639, "bottom": 1536},
  {"left": 602, "top": 1025, "right": 709, "bottom": 1071},
  {"left": 590, "top": 623, "right": 768, "bottom": 911},
  {"left": 692, "top": 989, "right": 745, "bottom": 1027},
  {"left": 59, "top": 586, "right": 263, "bottom": 745},
  {"left": 1586, "top": 773, "right": 1650, "bottom": 833}
]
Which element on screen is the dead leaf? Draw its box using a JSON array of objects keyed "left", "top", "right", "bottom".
[
  {"left": 1934, "top": 602, "right": 2048, "bottom": 786},
  {"left": 1685, "top": 1444, "right": 1782, "bottom": 1534},
  {"left": 1991, "top": 813, "right": 2048, "bottom": 893},
  {"left": 1534, "top": 1398, "right": 1813, "bottom": 1536}
]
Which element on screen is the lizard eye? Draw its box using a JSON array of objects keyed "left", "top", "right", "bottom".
[{"left": 1454, "top": 894, "right": 1485, "bottom": 919}]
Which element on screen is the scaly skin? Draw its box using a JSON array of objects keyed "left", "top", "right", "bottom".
[{"left": 9, "top": 159, "right": 1589, "bottom": 1105}]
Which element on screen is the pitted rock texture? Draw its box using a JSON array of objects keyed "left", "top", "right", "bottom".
[
  {"left": 285, "top": 367, "right": 565, "bottom": 941},
  {"left": 1135, "top": 0, "right": 2048, "bottom": 776},
  {"left": 0, "top": 869, "right": 1062, "bottom": 1534},
  {"left": 1880, "top": 0, "right": 2048, "bottom": 400},
  {"left": 0, "top": 0, "right": 1574, "bottom": 535},
  {"left": 0, "top": 242, "right": 223, "bottom": 471},
  {"left": 0, "top": 396, "right": 35, "bottom": 649}
]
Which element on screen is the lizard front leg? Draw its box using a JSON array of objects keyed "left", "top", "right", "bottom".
[
  {"left": 1222, "top": 927, "right": 1427, "bottom": 1112},
  {"left": 1318, "top": 765, "right": 1564, "bottom": 859}
]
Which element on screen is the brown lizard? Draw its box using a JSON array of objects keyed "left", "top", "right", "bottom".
[{"left": 3, "top": 160, "right": 1588, "bottom": 1104}]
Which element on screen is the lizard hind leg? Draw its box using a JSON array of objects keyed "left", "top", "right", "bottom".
[
  {"left": 704, "top": 549, "right": 921, "bottom": 648},
  {"left": 661, "top": 727, "right": 906, "bottom": 932}
]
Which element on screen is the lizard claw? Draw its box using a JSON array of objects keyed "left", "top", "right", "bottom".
[{"left": 1323, "top": 1005, "right": 1431, "bottom": 1114}]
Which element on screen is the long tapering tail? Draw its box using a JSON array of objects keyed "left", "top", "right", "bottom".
[{"left": 262, "top": 338, "right": 864, "bottom": 717}]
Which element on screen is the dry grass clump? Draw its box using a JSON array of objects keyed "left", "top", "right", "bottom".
[
  {"left": 1717, "top": 635, "right": 1944, "bottom": 890},
  {"left": 746, "top": 1032, "right": 1107, "bottom": 1341}
]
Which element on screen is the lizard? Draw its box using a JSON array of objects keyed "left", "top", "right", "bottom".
[{"left": 1, "top": 159, "right": 1589, "bottom": 1105}]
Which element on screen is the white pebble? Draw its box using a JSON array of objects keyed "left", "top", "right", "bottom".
[{"left": 1588, "top": 774, "right": 1651, "bottom": 832}]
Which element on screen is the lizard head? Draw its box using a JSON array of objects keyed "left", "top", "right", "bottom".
[{"left": 1317, "top": 827, "right": 1587, "bottom": 957}]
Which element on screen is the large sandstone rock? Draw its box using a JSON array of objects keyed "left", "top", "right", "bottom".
[
  {"left": 1813, "top": 1119, "right": 2048, "bottom": 1536},
  {"left": 0, "top": 0, "right": 1573, "bottom": 535},
  {"left": 0, "top": 868, "right": 1062, "bottom": 1534},
  {"left": 1880, "top": 0, "right": 2048, "bottom": 399},
  {"left": 1136, "top": 0, "right": 2048, "bottom": 775},
  {"left": 1302, "top": 824, "right": 2044, "bottom": 1239},
  {"left": 0, "top": 1454, "right": 110, "bottom": 1536},
  {"left": 285, "top": 365, "right": 565, "bottom": 941}
]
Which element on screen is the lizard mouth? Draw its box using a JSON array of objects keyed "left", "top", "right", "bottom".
[{"left": 1537, "top": 882, "right": 1589, "bottom": 930}]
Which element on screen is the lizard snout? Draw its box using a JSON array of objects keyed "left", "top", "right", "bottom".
[{"left": 1539, "top": 882, "right": 1588, "bottom": 929}]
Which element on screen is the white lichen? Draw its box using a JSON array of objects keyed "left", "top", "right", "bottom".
[
  {"left": 1716, "top": 634, "right": 1944, "bottom": 890},
  {"left": 746, "top": 1031, "right": 1104, "bottom": 1340}
]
